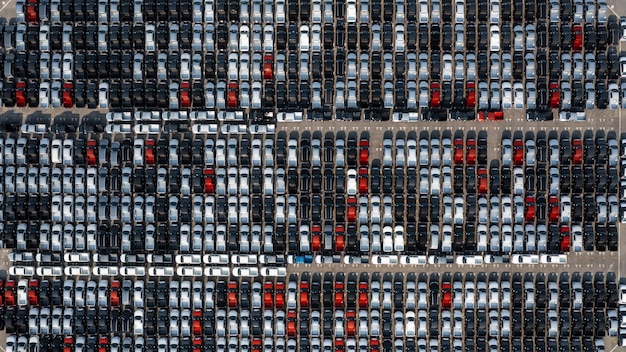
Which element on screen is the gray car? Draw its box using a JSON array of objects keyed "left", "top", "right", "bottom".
[
  {"left": 478, "top": 82, "right": 489, "bottom": 109},
  {"left": 585, "top": 82, "right": 596, "bottom": 109},
  {"left": 489, "top": 81, "right": 500, "bottom": 109},
  {"left": 526, "top": 81, "right": 536, "bottom": 109}
]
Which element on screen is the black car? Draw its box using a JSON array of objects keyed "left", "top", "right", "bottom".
[
  {"left": 26, "top": 79, "right": 38, "bottom": 107},
  {"left": 192, "top": 81, "right": 204, "bottom": 107},
  {"left": 430, "top": 24, "right": 441, "bottom": 50},
  {"left": 157, "top": 81, "right": 168, "bottom": 109},
  {"left": 442, "top": 23, "right": 452, "bottom": 50},
  {"left": 108, "top": 80, "right": 121, "bottom": 108},
  {"left": 98, "top": 52, "right": 109, "bottom": 78},
  {"left": 47, "top": 24, "right": 61, "bottom": 50},
  {"left": 110, "top": 51, "right": 123, "bottom": 78},
  {"left": 3, "top": 79, "right": 15, "bottom": 107},
  {"left": 133, "top": 81, "right": 144, "bottom": 107},
  {"left": 216, "top": 51, "right": 227, "bottom": 79},
  {"left": 501, "top": 23, "right": 511, "bottom": 51},
  {"left": 168, "top": 52, "right": 180, "bottom": 77},
  {"left": 118, "top": 79, "right": 131, "bottom": 108},
  {"left": 85, "top": 23, "right": 97, "bottom": 51},
  {"left": 144, "top": 80, "right": 157, "bottom": 107}
]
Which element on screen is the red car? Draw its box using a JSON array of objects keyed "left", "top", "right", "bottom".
[
  {"left": 63, "top": 337, "right": 74, "bottom": 352},
  {"left": 335, "top": 225, "right": 345, "bottom": 252},
  {"left": 299, "top": 279, "right": 309, "bottom": 308},
  {"left": 204, "top": 168, "right": 215, "bottom": 193},
  {"left": 252, "top": 338, "right": 262, "bottom": 352},
  {"left": 466, "top": 82, "right": 476, "bottom": 107},
  {"left": 359, "top": 139, "right": 369, "bottom": 165},
  {"left": 263, "top": 54, "right": 273, "bottom": 80},
  {"left": 16, "top": 81, "right": 27, "bottom": 107},
  {"left": 549, "top": 82, "right": 560, "bottom": 109},
  {"left": 28, "top": 279, "right": 38, "bottom": 305},
  {"left": 430, "top": 82, "right": 441, "bottom": 108},
  {"left": 572, "top": 138, "right": 582, "bottom": 164},
  {"left": 4, "top": 279, "right": 15, "bottom": 306},
  {"left": 573, "top": 25, "right": 583, "bottom": 52},
  {"left": 274, "top": 282, "right": 285, "bottom": 309},
  {"left": 358, "top": 280, "right": 368, "bottom": 308},
  {"left": 311, "top": 224, "right": 322, "bottom": 251},
  {"left": 347, "top": 196, "right": 357, "bottom": 223},
  {"left": 227, "top": 82, "right": 238, "bottom": 108},
  {"left": 62, "top": 82, "right": 73, "bottom": 107},
  {"left": 98, "top": 336, "right": 109, "bottom": 352},
  {"left": 179, "top": 81, "right": 191, "bottom": 108},
  {"left": 453, "top": 138, "right": 464, "bottom": 164},
  {"left": 145, "top": 139, "right": 156, "bottom": 164},
  {"left": 477, "top": 167, "right": 488, "bottom": 194},
  {"left": 193, "top": 337, "right": 203, "bottom": 352},
  {"left": 86, "top": 140, "right": 97, "bottom": 165},
  {"left": 370, "top": 338, "right": 380, "bottom": 352},
  {"left": 346, "top": 310, "right": 356, "bottom": 336},
  {"left": 513, "top": 138, "right": 524, "bottom": 165},
  {"left": 548, "top": 196, "right": 559, "bottom": 223},
  {"left": 441, "top": 281, "right": 452, "bottom": 309},
  {"left": 525, "top": 196, "right": 536, "bottom": 222},
  {"left": 466, "top": 138, "right": 476, "bottom": 164},
  {"left": 479, "top": 111, "right": 504, "bottom": 120},
  {"left": 228, "top": 281, "right": 238, "bottom": 308},
  {"left": 335, "top": 338, "right": 345, "bottom": 351},
  {"left": 0, "top": 279, "right": 5, "bottom": 306},
  {"left": 110, "top": 280, "right": 120, "bottom": 306},
  {"left": 358, "top": 167, "right": 368, "bottom": 194},
  {"left": 263, "top": 282, "right": 274, "bottom": 308},
  {"left": 287, "top": 310, "right": 297, "bottom": 336},
  {"left": 334, "top": 276, "right": 344, "bottom": 308},
  {"left": 27, "top": 0, "right": 38, "bottom": 22},
  {"left": 560, "top": 225, "right": 571, "bottom": 252},
  {"left": 192, "top": 310, "right": 202, "bottom": 335}
]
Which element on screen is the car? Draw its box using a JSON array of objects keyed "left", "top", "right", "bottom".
[
  {"left": 98, "top": 82, "right": 109, "bottom": 108},
  {"left": 489, "top": 0, "right": 500, "bottom": 23},
  {"left": 609, "top": 82, "right": 620, "bottom": 109},
  {"left": 394, "top": 24, "right": 405, "bottom": 52},
  {"left": 39, "top": 82, "right": 50, "bottom": 108},
  {"left": 489, "top": 25, "right": 500, "bottom": 51},
  {"left": 502, "top": 82, "right": 512, "bottom": 108}
]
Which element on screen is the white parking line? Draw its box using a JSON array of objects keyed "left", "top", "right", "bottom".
[{"left": 0, "top": 0, "right": 11, "bottom": 14}]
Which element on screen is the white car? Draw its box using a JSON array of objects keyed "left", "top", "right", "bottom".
[
  {"left": 502, "top": 82, "right": 512, "bottom": 108},
  {"left": 39, "top": 82, "right": 50, "bottom": 108},
  {"left": 40, "top": 53, "right": 51, "bottom": 80},
  {"left": 39, "top": 25, "right": 50, "bottom": 51},
  {"left": 346, "top": 0, "right": 357, "bottom": 21},
  {"left": 145, "top": 24, "right": 156, "bottom": 51},
  {"left": 98, "top": 82, "right": 109, "bottom": 109},
  {"left": 511, "top": 254, "right": 539, "bottom": 264},
  {"left": 394, "top": 225, "right": 405, "bottom": 251},
  {"left": 395, "top": 24, "right": 405, "bottom": 51},
  {"left": 132, "top": 52, "right": 144, "bottom": 81},
  {"left": 442, "top": 54, "right": 453, "bottom": 81},
  {"left": 263, "top": 25, "right": 274, "bottom": 51},
  {"left": 455, "top": 0, "right": 465, "bottom": 22},
  {"left": 240, "top": 25, "right": 250, "bottom": 51},
  {"left": 347, "top": 169, "right": 357, "bottom": 195},
  {"left": 489, "top": 25, "right": 500, "bottom": 51}
]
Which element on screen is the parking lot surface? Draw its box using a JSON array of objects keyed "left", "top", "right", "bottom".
[{"left": 1, "top": 0, "right": 626, "bottom": 350}]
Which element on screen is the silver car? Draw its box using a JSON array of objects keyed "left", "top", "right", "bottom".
[
  {"left": 489, "top": 81, "right": 500, "bottom": 109},
  {"left": 585, "top": 82, "right": 595, "bottom": 109}
]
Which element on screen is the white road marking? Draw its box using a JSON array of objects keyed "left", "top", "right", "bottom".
[{"left": 0, "top": 0, "right": 11, "bottom": 13}]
